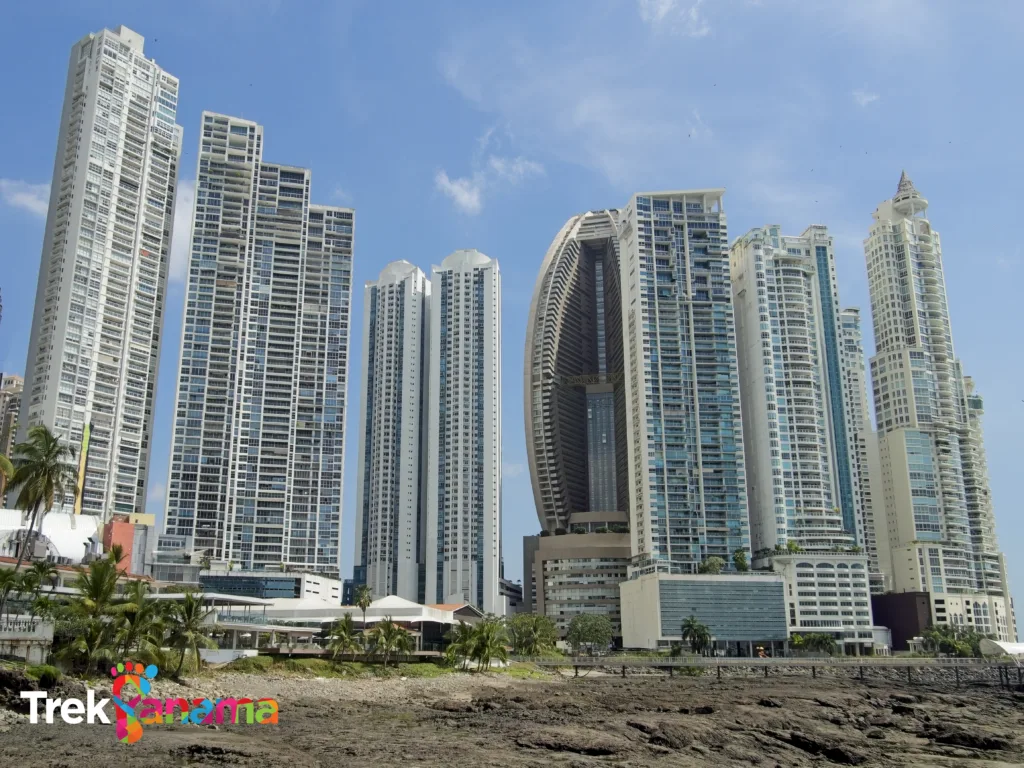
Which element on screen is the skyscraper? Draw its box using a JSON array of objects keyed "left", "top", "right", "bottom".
[
  {"left": 355, "top": 261, "right": 431, "bottom": 602},
  {"left": 164, "top": 113, "right": 353, "bottom": 576},
  {"left": 20, "top": 26, "right": 182, "bottom": 517},
  {"left": 425, "top": 250, "right": 501, "bottom": 613},
  {"left": 0, "top": 374, "right": 24, "bottom": 505},
  {"left": 619, "top": 190, "right": 750, "bottom": 575},
  {"left": 523, "top": 211, "right": 630, "bottom": 635},
  {"left": 731, "top": 225, "right": 855, "bottom": 554},
  {"left": 838, "top": 307, "right": 884, "bottom": 592},
  {"left": 865, "top": 172, "right": 1014, "bottom": 641}
]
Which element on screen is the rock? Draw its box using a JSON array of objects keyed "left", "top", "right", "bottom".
[
  {"left": 891, "top": 704, "right": 917, "bottom": 716},
  {"left": 765, "top": 729, "right": 866, "bottom": 765},
  {"left": 932, "top": 729, "right": 1011, "bottom": 751},
  {"left": 758, "top": 698, "right": 783, "bottom": 708},
  {"left": 693, "top": 705, "right": 715, "bottom": 715},
  {"left": 890, "top": 693, "right": 918, "bottom": 705},
  {"left": 649, "top": 723, "right": 693, "bottom": 750},
  {"left": 516, "top": 728, "right": 624, "bottom": 756},
  {"left": 866, "top": 729, "right": 885, "bottom": 740},
  {"left": 625, "top": 720, "right": 658, "bottom": 735}
]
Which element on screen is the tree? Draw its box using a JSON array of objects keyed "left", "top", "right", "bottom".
[
  {"left": 444, "top": 620, "right": 476, "bottom": 670},
  {"left": 57, "top": 618, "right": 115, "bottom": 673},
  {"left": 470, "top": 617, "right": 508, "bottom": 671},
  {"left": 70, "top": 557, "right": 120, "bottom": 621},
  {"left": 803, "top": 633, "right": 838, "bottom": 656},
  {"left": 29, "top": 561, "right": 59, "bottom": 594},
  {"left": 732, "top": 549, "right": 749, "bottom": 572},
  {"left": 922, "top": 624, "right": 991, "bottom": 658},
  {"left": 697, "top": 556, "right": 725, "bottom": 575},
  {"left": 166, "top": 591, "right": 216, "bottom": 677},
  {"left": 505, "top": 613, "right": 558, "bottom": 656},
  {"left": 681, "top": 615, "right": 712, "bottom": 655},
  {"left": 566, "top": 614, "right": 614, "bottom": 656},
  {"left": 6, "top": 425, "right": 79, "bottom": 573},
  {"left": 848, "top": 545, "right": 863, "bottom": 554},
  {"left": 18, "top": 570, "right": 41, "bottom": 621},
  {"left": 0, "top": 567, "right": 18, "bottom": 618},
  {"left": 785, "top": 540, "right": 803, "bottom": 554},
  {"left": 108, "top": 543, "right": 126, "bottom": 570},
  {"left": 113, "top": 580, "right": 165, "bottom": 662},
  {"left": 354, "top": 584, "right": 373, "bottom": 644},
  {"left": 366, "top": 617, "right": 413, "bottom": 668},
  {"left": 328, "top": 613, "right": 360, "bottom": 662}
]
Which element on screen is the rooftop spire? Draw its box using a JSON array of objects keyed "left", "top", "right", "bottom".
[{"left": 896, "top": 169, "right": 916, "bottom": 196}]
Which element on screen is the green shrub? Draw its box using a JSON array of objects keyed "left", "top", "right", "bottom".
[
  {"left": 223, "top": 656, "right": 274, "bottom": 673},
  {"left": 27, "top": 664, "right": 62, "bottom": 688}
]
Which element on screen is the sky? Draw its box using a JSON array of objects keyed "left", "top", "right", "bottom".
[{"left": 0, "top": 1, "right": 1021, "bottom": 625}]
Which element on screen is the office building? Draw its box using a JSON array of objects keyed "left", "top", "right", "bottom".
[
  {"left": 0, "top": 374, "right": 23, "bottom": 505},
  {"left": 524, "top": 210, "right": 631, "bottom": 635},
  {"left": 354, "top": 261, "right": 430, "bottom": 602},
  {"left": 164, "top": 113, "right": 353, "bottom": 577},
  {"left": 621, "top": 572, "right": 788, "bottom": 653},
  {"left": 425, "top": 250, "right": 501, "bottom": 613},
  {"left": 619, "top": 191, "right": 750, "bottom": 575},
  {"left": 19, "top": 26, "right": 182, "bottom": 517},
  {"left": 865, "top": 172, "right": 1014, "bottom": 641},
  {"left": 200, "top": 568, "right": 342, "bottom": 603}
]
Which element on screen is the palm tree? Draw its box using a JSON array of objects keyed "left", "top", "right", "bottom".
[
  {"left": 328, "top": 613, "right": 360, "bottom": 662},
  {"left": 57, "top": 618, "right": 115, "bottom": 674},
  {"left": 470, "top": 618, "right": 508, "bottom": 671},
  {"left": 732, "top": 548, "right": 749, "bottom": 572},
  {"left": 445, "top": 620, "right": 476, "bottom": 670},
  {"left": 113, "top": 580, "right": 165, "bottom": 661},
  {"left": 0, "top": 453, "right": 13, "bottom": 504},
  {"left": 354, "top": 584, "right": 373, "bottom": 644},
  {"left": 29, "top": 561, "right": 59, "bottom": 594},
  {"left": 681, "top": 615, "right": 712, "bottom": 655},
  {"left": 366, "top": 617, "right": 413, "bottom": 668},
  {"left": 805, "top": 633, "right": 839, "bottom": 656},
  {"left": 0, "top": 567, "right": 18, "bottom": 619},
  {"left": 166, "top": 591, "right": 216, "bottom": 677},
  {"left": 107, "top": 543, "right": 126, "bottom": 570},
  {"left": 18, "top": 570, "right": 41, "bottom": 621},
  {"left": 6, "top": 425, "right": 79, "bottom": 573},
  {"left": 71, "top": 556, "right": 120, "bottom": 620},
  {"left": 785, "top": 540, "right": 803, "bottom": 554}
]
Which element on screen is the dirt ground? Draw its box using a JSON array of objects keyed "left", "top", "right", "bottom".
[{"left": 2, "top": 668, "right": 1023, "bottom": 767}]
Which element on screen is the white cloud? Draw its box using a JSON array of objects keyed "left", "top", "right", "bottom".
[
  {"left": 852, "top": 88, "right": 879, "bottom": 107},
  {"left": 637, "top": 0, "right": 711, "bottom": 37},
  {"left": 169, "top": 178, "right": 195, "bottom": 283},
  {"left": 146, "top": 482, "right": 166, "bottom": 515},
  {"left": 436, "top": 126, "right": 544, "bottom": 215},
  {"left": 435, "top": 169, "right": 485, "bottom": 215},
  {"left": 502, "top": 462, "right": 526, "bottom": 479},
  {"left": 487, "top": 156, "right": 545, "bottom": 184},
  {"left": 0, "top": 179, "right": 50, "bottom": 217}
]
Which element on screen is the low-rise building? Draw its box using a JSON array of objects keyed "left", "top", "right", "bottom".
[
  {"left": 620, "top": 572, "right": 789, "bottom": 654},
  {"left": 200, "top": 569, "right": 343, "bottom": 603},
  {"left": 499, "top": 578, "right": 524, "bottom": 615},
  {"left": 769, "top": 553, "right": 879, "bottom": 655},
  {"left": 524, "top": 524, "right": 630, "bottom": 640}
]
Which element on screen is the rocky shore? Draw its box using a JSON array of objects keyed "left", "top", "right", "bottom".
[{"left": 1, "top": 665, "right": 1022, "bottom": 766}]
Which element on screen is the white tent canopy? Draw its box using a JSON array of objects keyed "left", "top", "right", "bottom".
[{"left": 979, "top": 639, "right": 1024, "bottom": 657}]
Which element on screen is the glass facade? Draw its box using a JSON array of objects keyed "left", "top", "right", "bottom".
[{"left": 622, "top": 191, "right": 749, "bottom": 574}]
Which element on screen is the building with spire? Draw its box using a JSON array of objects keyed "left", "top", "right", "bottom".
[{"left": 864, "top": 172, "right": 1015, "bottom": 641}]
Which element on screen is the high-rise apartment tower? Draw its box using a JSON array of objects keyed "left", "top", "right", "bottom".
[
  {"left": 865, "top": 172, "right": 1014, "bottom": 641},
  {"left": 355, "top": 261, "right": 431, "bottom": 602},
  {"left": 20, "top": 26, "right": 182, "bottom": 517},
  {"left": 425, "top": 250, "right": 501, "bottom": 613},
  {"left": 164, "top": 113, "right": 353, "bottom": 576}
]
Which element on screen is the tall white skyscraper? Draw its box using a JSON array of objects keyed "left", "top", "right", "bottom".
[
  {"left": 425, "top": 250, "right": 501, "bottom": 613},
  {"left": 731, "top": 225, "right": 856, "bottom": 553},
  {"left": 865, "top": 172, "right": 1014, "bottom": 640},
  {"left": 355, "top": 261, "right": 431, "bottom": 602},
  {"left": 838, "top": 307, "right": 884, "bottom": 592},
  {"left": 619, "top": 191, "right": 750, "bottom": 575},
  {"left": 20, "top": 26, "right": 182, "bottom": 517},
  {"left": 164, "top": 113, "right": 353, "bottom": 576}
]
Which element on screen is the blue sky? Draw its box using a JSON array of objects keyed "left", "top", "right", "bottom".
[{"left": 0, "top": 1, "right": 1021, "bottom": 621}]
